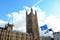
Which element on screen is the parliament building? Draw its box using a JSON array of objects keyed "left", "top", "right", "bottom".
[{"left": 0, "top": 8, "right": 40, "bottom": 40}]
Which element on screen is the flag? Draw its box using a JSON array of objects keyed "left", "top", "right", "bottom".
[
  {"left": 40, "top": 24, "right": 48, "bottom": 31},
  {"left": 48, "top": 29, "right": 52, "bottom": 31},
  {"left": 44, "top": 28, "right": 53, "bottom": 34}
]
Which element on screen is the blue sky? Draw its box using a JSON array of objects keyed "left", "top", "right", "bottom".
[
  {"left": 0, "top": 0, "right": 60, "bottom": 37},
  {"left": 0, "top": 0, "right": 60, "bottom": 20}
]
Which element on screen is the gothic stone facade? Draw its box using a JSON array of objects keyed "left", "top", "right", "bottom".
[
  {"left": 0, "top": 8, "right": 40, "bottom": 40},
  {"left": 0, "top": 23, "right": 33, "bottom": 40}
]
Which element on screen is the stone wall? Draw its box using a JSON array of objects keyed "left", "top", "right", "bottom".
[{"left": 0, "top": 29, "right": 33, "bottom": 40}]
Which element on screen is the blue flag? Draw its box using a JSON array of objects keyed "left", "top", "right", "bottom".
[{"left": 40, "top": 24, "right": 48, "bottom": 31}]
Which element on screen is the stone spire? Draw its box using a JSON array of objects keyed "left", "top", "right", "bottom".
[
  {"left": 35, "top": 11, "right": 37, "bottom": 15},
  {"left": 26, "top": 10, "right": 28, "bottom": 15},
  {"left": 31, "top": 8, "right": 33, "bottom": 14}
]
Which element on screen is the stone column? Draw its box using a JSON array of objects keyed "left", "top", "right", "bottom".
[
  {"left": 3, "top": 30, "right": 6, "bottom": 40},
  {"left": 24, "top": 34, "right": 26, "bottom": 40},
  {"left": 30, "top": 35, "right": 33, "bottom": 40},
  {"left": 21, "top": 33, "right": 23, "bottom": 40},
  {"left": 5, "top": 30, "right": 8, "bottom": 40},
  {"left": 19, "top": 34, "right": 21, "bottom": 40},
  {"left": 1, "top": 30, "right": 3, "bottom": 40}
]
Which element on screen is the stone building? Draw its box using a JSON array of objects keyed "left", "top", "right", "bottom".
[
  {"left": 53, "top": 32, "right": 60, "bottom": 40},
  {"left": 0, "top": 8, "right": 40, "bottom": 40}
]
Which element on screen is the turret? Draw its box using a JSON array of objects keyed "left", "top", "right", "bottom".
[
  {"left": 26, "top": 10, "right": 28, "bottom": 15},
  {"left": 5, "top": 23, "right": 14, "bottom": 31},
  {"left": 30, "top": 8, "right": 33, "bottom": 15}
]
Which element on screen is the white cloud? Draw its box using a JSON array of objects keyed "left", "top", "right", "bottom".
[
  {"left": 10, "top": 10, "right": 26, "bottom": 32},
  {"left": 0, "top": 20, "right": 7, "bottom": 27},
  {"left": 7, "top": 14, "right": 12, "bottom": 18},
  {"left": 45, "top": 16, "right": 60, "bottom": 32}
]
